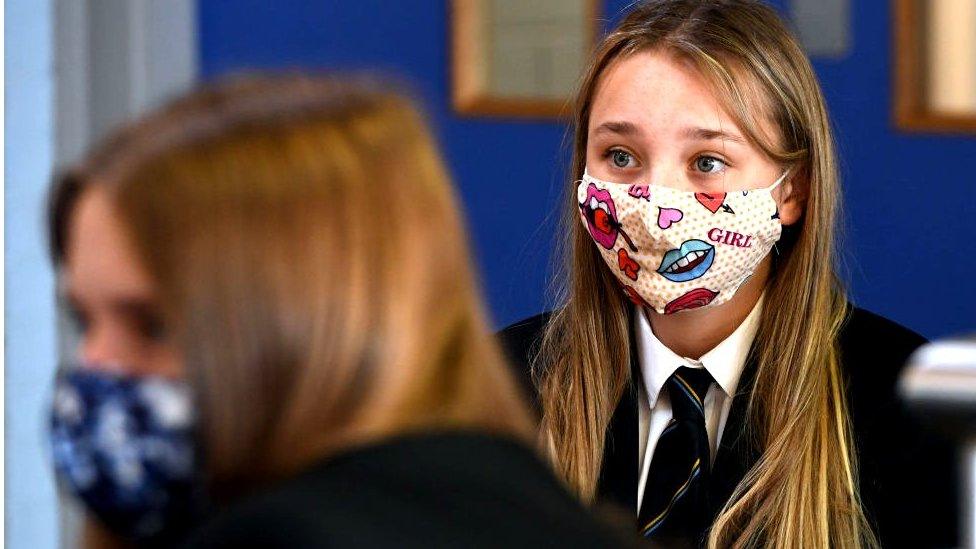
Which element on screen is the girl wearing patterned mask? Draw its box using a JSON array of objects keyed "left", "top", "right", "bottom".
[
  {"left": 501, "top": 1, "right": 957, "bottom": 547},
  {"left": 48, "top": 75, "right": 631, "bottom": 548}
]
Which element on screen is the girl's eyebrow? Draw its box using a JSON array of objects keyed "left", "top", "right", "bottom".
[
  {"left": 683, "top": 126, "right": 746, "bottom": 144},
  {"left": 592, "top": 120, "right": 642, "bottom": 137}
]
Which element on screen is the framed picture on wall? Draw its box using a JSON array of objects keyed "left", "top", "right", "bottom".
[
  {"left": 451, "top": 0, "right": 601, "bottom": 118},
  {"left": 894, "top": 0, "right": 976, "bottom": 132}
]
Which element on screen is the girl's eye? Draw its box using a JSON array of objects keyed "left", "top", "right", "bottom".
[
  {"left": 68, "top": 306, "right": 90, "bottom": 335},
  {"left": 694, "top": 155, "right": 728, "bottom": 174},
  {"left": 132, "top": 311, "right": 167, "bottom": 343},
  {"left": 610, "top": 149, "right": 636, "bottom": 169}
]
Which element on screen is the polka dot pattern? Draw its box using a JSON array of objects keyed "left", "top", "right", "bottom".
[{"left": 577, "top": 173, "right": 783, "bottom": 314}]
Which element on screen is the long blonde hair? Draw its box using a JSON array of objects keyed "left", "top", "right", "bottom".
[
  {"left": 51, "top": 75, "right": 534, "bottom": 499},
  {"left": 537, "top": 1, "right": 874, "bottom": 546}
]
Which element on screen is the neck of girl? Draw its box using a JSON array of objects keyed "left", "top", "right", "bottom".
[{"left": 647, "top": 256, "right": 771, "bottom": 360}]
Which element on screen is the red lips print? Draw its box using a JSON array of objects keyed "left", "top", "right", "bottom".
[
  {"left": 695, "top": 192, "right": 726, "bottom": 214},
  {"left": 623, "top": 285, "right": 651, "bottom": 308},
  {"left": 580, "top": 183, "right": 639, "bottom": 252},
  {"left": 664, "top": 288, "right": 718, "bottom": 314},
  {"left": 593, "top": 208, "right": 613, "bottom": 234},
  {"left": 580, "top": 183, "right": 621, "bottom": 250},
  {"left": 617, "top": 248, "right": 640, "bottom": 281}
]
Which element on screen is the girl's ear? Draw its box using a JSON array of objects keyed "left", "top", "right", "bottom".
[{"left": 776, "top": 170, "right": 807, "bottom": 226}]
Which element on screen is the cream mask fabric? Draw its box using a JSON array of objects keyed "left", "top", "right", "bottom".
[{"left": 577, "top": 169, "right": 786, "bottom": 314}]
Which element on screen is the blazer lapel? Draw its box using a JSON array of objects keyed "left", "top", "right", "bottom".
[
  {"left": 706, "top": 351, "right": 761, "bottom": 521},
  {"left": 596, "top": 316, "right": 641, "bottom": 515}
]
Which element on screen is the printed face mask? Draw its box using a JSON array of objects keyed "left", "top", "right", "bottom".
[
  {"left": 49, "top": 367, "right": 205, "bottom": 542},
  {"left": 577, "top": 169, "right": 786, "bottom": 314}
]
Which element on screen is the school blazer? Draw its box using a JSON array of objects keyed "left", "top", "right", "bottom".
[
  {"left": 499, "top": 306, "right": 960, "bottom": 548},
  {"left": 181, "top": 432, "right": 636, "bottom": 549}
]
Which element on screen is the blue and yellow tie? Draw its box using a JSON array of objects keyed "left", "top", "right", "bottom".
[{"left": 638, "top": 366, "right": 714, "bottom": 544}]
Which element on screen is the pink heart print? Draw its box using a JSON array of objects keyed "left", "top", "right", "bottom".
[{"left": 657, "top": 207, "right": 684, "bottom": 229}]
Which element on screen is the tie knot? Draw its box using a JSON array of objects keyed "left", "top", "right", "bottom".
[
  {"left": 665, "top": 366, "right": 713, "bottom": 418},
  {"left": 674, "top": 366, "right": 712, "bottom": 395}
]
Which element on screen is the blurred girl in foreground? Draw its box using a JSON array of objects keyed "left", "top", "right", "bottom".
[{"left": 48, "top": 75, "right": 629, "bottom": 548}]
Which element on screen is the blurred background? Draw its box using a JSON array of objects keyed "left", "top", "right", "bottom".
[{"left": 6, "top": 0, "right": 975, "bottom": 546}]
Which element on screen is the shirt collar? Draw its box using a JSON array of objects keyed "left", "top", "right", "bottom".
[{"left": 634, "top": 293, "right": 764, "bottom": 408}]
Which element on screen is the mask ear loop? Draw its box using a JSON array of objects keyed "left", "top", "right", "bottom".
[
  {"left": 768, "top": 168, "right": 791, "bottom": 191},
  {"left": 770, "top": 168, "right": 791, "bottom": 257},
  {"left": 574, "top": 170, "right": 590, "bottom": 195},
  {"left": 580, "top": 169, "right": 609, "bottom": 186}
]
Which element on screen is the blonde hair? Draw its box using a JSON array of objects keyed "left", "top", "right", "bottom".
[
  {"left": 51, "top": 75, "right": 534, "bottom": 498},
  {"left": 537, "top": 1, "right": 875, "bottom": 546}
]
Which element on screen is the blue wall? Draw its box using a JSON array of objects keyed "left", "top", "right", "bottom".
[{"left": 198, "top": 0, "right": 975, "bottom": 339}]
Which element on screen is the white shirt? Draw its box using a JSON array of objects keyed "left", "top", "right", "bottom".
[{"left": 635, "top": 295, "right": 764, "bottom": 511}]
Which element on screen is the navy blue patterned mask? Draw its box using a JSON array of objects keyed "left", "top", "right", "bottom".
[{"left": 49, "top": 368, "right": 206, "bottom": 541}]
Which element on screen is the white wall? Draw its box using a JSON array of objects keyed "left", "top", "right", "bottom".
[
  {"left": 5, "top": 0, "right": 60, "bottom": 547},
  {"left": 5, "top": 1, "right": 197, "bottom": 546}
]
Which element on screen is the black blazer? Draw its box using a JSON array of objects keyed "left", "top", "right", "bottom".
[
  {"left": 182, "top": 432, "right": 636, "bottom": 548},
  {"left": 500, "top": 307, "right": 960, "bottom": 548}
]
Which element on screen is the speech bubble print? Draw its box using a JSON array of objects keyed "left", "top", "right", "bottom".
[{"left": 628, "top": 184, "right": 651, "bottom": 200}]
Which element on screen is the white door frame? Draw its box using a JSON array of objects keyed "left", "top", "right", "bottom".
[{"left": 52, "top": 1, "right": 197, "bottom": 546}]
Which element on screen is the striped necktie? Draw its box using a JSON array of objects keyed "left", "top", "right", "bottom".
[{"left": 638, "top": 366, "right": 714, "bottom": 544}]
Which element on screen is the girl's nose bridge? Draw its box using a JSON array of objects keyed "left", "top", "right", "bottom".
[
  {"left": 79, "top": 324, "right": 128, "bottom": 370},
  {"left": 645, "top": 163, "right": 696, "bottom": 191}
]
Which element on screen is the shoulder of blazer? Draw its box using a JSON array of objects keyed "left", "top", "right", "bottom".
[
  {"left": 183, "top": 433, "right": 639, "bottom": 548},
  {"left": 836, "top": 307, "right": 959, "bottom": 547},
  {"left": 836, "top": 305, "right": 927, "bottom": 412},
  {"left": 498, "top": 312, "right": 553, "bottom": 414}
]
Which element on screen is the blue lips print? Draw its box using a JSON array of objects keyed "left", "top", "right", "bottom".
[{"left": 656, "top": 239, "right": 715, "bottom": 282}]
